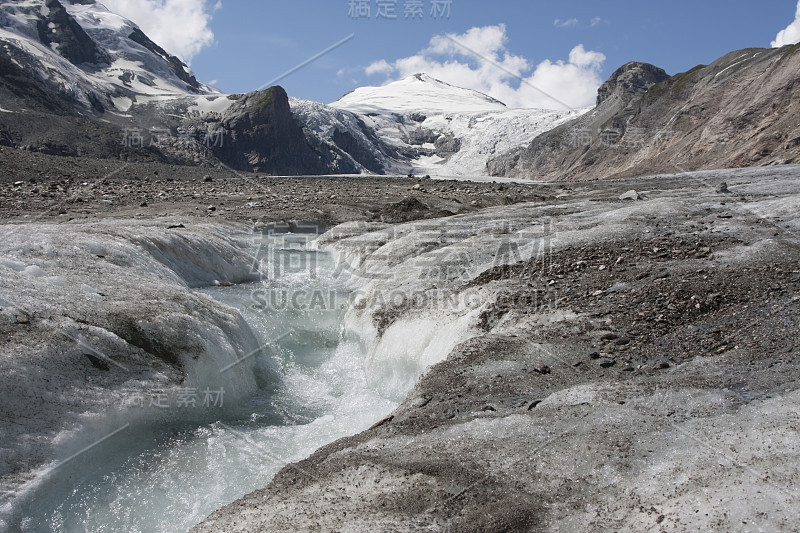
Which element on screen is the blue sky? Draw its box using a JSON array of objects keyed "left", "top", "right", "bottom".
[{"left": 114, "top": 1, "right": 800, "bottom": 108}]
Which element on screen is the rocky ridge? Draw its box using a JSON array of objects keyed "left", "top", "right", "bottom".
[{"left": 489, "top": 45, "right": 800, "bottom": 180}]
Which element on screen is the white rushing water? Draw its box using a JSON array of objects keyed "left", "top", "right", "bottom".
[{"left": 9, "top": 233, "right": 399, "bottom": 532}]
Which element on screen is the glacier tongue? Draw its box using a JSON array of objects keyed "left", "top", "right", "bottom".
[{"left": 293, "top": 73, "right": 590, "bottom": 177}]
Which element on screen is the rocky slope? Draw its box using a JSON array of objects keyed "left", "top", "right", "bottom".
[{"left": 489, "top": 45, "right": 800, "bottom": 180}]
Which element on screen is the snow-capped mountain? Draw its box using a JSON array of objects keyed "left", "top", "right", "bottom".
[
  {"left": 0, "top": 0, "right": 214, "bottom": 114},
  {"left": 298, "top": 73, "right": 587, "bottom": 177},
  {"left": 0, "top": 2, "right": 585, "bottom": 176},
  {"left": 333, "top": 73, "right": 507, "bottom": 116}
]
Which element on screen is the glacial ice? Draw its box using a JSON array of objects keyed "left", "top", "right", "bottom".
[
  {"left": 0, "top": 221, "right": 268, "bottom": 526},
  {"left": 0, "top": 221, "right": 405, "bottom": 532}
]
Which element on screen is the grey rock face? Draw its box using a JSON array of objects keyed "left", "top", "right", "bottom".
[
  {"left": 487, "top": 61, "right": 668, "bottom": 181},
  {"left": 212, "top": 86, "right": 357, "bottom": 175},
  {"left": 434, "top": 133, "right": 461, "bottom": 158},
  {"left": 406, "top": 127, "right": 438, "bottom": 146},
  {"left": 596, "top": 62, "right": 669, "bottom": 106}
]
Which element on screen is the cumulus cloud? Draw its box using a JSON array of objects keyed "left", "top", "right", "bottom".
[
  {"left": 102, "top": 0, "right": 221, "bottom": 63},
  {"left": 364, "top": 25, "right": 606, "bottom": 110},
  {"left": 772, "top": 0, "right": 800, "bottom": 47}
]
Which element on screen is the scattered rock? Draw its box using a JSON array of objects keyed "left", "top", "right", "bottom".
[
  {"left": 619, "top": 190, "right": 640, "bottom": 201},
  {"left": 84, "top": 353, "right": 110, "bottom": 371},
  {"left": 716, "top": 182, "right": 729, "bottom": 193},
  {"left": 16, "top": 315, "right": 29, "bottom": 324},
  {"left": 368, "top": 415, "right": 394, "bottom": 430},
  {"left": 167, "top": 224, "right": 185, "bottom": 229},
  {"left": 481, "top": 405, "right": 497, "bottom": 412},
  {"left": 534, "top": 365, "right": 551, "bottom": 375},
  {"left": 599, "top": 358, "right": 616, "bottom": 368},
  {"left": 203, "top": 175, "right": 213, "bottom": 182},
  {"left": 412, "top": 397, "right": 432, "bottom": 408},
  {"left": 527, "top": 399, "right": 543, "bottom": 410}
]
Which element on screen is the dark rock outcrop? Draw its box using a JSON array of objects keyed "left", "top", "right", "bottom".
[
  {"left": 36, "top": 0, "right": 109, "bottom": 66},
  {"left": 434, "top": 133, "right": 461, "bottom": 158},
  {"left": 596, "top": 62, "right": 669, "bottom": 106},
  {"left": 213, "top": 86, "right": 334, "bottom": 175}
]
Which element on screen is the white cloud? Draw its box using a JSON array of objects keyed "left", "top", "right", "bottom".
[
  {"left": 772, "top": 0, "right": 800, "bottom": 47},
  {"left": 590, "top": 17, "right": 608, "bottom": 27},
  {"left": 102, "top": 0, "right": 221, "bottom": 63},
  {"left": 554, "top": 18, "right": 579, "bottom": 28},
  {"left": 364, "top": 25, "right": 606, "bottom": 110},
  {"left": 365, "top": 59, "right": 393, "bottom": 76}
]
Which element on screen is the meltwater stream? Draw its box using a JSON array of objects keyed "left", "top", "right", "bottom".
[{"left": 13, "top": 233, "right": 399, "bottom": 532}]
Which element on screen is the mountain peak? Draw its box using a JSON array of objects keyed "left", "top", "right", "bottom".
[
  {"left": 332, "top": 73, "right": 506, "bottom": 115},
  {"left": 408, "top": 73, "right": 437, "bottom": 82},
  {"left": 596, "top": 61, "right": 669, "bottom": 106}
]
